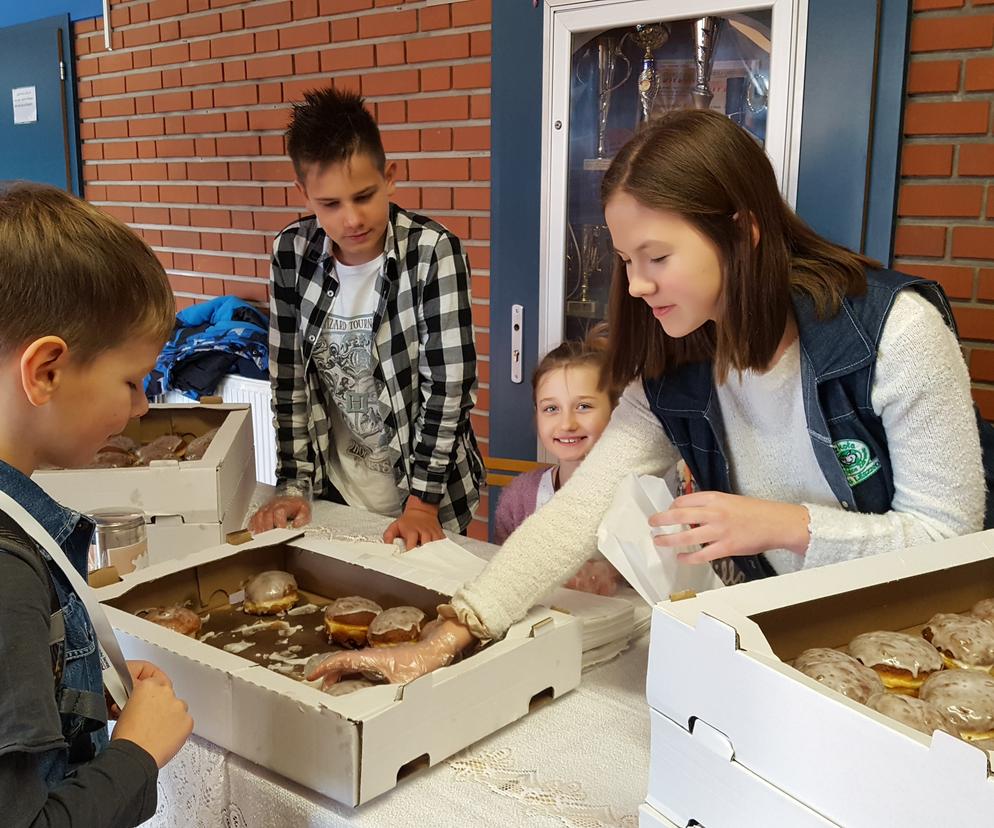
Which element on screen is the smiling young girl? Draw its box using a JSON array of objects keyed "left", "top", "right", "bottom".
[
  {"left": 308, "top": 108, "right": 994, "bottom": 687},
  {"left": 493, "top": 327, "right": 617, "bottom": 546}
]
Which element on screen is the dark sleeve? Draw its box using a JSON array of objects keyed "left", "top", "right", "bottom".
[
  {"left": 269, "top": 225, "right": 315, "bottom": 491},
  {"left": 1, "top": 741, "right": 158, "bottom": 828},
  {"left": 0, "top": 554, "right": 158, "bottom": 827},
  {"left": 0, "top": 552, "right": 65, "bottom": 756}
]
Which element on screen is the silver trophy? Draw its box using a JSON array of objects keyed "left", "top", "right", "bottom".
[
  {"left": 691, "top": 16, "right": 723, "bottom": 110},
  {"left": 633, "top": 23, "right": 670, "bottom": 125},
  {"left": 582, "top": 36, "right": 630, "bottom": 168},
  {"left": 566, "top": 224, "right": 606, "bottom": 319}
]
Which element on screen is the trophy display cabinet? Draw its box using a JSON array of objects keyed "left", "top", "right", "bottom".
[
  {"left": 487, "top": 0, "right": 912, "bottom": 508},
  {"left": 538, "top": 0, "right": 806, "bottom": 354}
]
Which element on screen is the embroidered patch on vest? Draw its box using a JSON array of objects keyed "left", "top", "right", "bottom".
[{"left": 833, "top": 439, "right": 882, "bottom": 486}]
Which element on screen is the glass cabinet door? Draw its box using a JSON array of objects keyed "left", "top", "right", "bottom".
[{"left": 541, "top": 0, "right": 806, "bottom": 351}]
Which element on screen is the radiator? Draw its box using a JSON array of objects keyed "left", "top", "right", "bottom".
[{"left": 156, "top": 375, "right": 277, "bottom": 485}]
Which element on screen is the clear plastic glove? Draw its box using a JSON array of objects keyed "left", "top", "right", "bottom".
[
  {"left": 306, "top": 618, "right": 474, "bottom": 688},
  {"left": 248, "top": 495, "right": 312, "bottom": 533},
  {"left": 563, "top": 559, "right": 622, "bottom": 596},
  {"left": 383, "top": 496, "right": 444, "bottom": 549}
]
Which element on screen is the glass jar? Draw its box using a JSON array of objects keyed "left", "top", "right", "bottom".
[{"left": 87, "top": 507, "right": 148, "bottom": 575}]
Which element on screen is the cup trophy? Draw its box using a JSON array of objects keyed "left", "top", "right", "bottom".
[
  {"left": 582, "top": 36, "right": 631, "bottom": 171},
  {"left": 633, "top": 22, "right": 670, "bottom": 125},
  {"left": 566, "top": 224, "right": 606, "bottom": 319},
  {"left": 691, "top": 16, "right": 723, "bottom": 110}
]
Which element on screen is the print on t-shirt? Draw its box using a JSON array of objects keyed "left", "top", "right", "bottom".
[
  {"left": 310, "top": 253, "right": 403, "bottom": 515},
  {"left": 312, "top": 323, "right": 397, "bottom": 475}
]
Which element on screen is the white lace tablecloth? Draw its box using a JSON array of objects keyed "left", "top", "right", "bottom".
[{"left": 142, "top": 497, "right": 652, "bottom": 828}]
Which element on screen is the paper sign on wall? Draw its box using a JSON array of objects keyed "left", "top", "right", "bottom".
[{"left": 12, "top": 86, "right": 37, "bottom": 125}]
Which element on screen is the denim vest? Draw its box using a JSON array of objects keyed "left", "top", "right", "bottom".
[
  {"left": 644, "top": 268, "right": 994, "bottom": 582},
  {"left": 0, "top": 465, "right": 108, "bottom": 788}
]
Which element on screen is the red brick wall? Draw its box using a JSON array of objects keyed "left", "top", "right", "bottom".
[
  {"left": 73, "top": 0, "right": 493, "bottom": 537},
  {"left": 895, "top": 0, "right": 994, "bottom": 419}
]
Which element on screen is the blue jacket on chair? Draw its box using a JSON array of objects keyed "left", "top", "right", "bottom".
[{"left": 145, "top": 295, "right": 268, "bottom": 400}]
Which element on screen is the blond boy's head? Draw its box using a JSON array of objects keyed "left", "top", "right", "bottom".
[
  {"left": 0, "top": 183, "right": 176, "bottom": 471},
  {"left": 0, "top": 183, "right": 175, "bottom": 360}
]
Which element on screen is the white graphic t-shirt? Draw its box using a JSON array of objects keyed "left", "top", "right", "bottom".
[{"left": 310, "top": 253, "right": 403, "bottom": 516}]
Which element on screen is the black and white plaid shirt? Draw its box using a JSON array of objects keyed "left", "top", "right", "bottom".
[{"left": 269, "top": 204, "right": 483, "bottom": 531}]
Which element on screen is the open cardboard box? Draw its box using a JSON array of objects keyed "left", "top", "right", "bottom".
[
  {"left": 647, "top": 529, "right": 994, "bottom": 827},
  {"left": 96, "top": 529, "right": 583, "bottom": 806},
  {"left": 33, "top": 403, "right": 256, "bottom": 555}
]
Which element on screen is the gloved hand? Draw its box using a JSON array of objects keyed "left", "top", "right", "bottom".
[
  {"left": 306, "top": 618, "right": 475, "bottom": 688},
  {"left": 563, "top": 559, "right": 622, "bottom": 596},
  {"left": 248, "top": 495, "right": 312, "bottom": 533}
]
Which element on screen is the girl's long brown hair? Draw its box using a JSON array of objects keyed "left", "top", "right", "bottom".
[{"left": 602, "top": 109, "right": 879, "bottom": 388}]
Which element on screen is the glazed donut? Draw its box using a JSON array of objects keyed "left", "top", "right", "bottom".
[
  {"left": 971, "top": 598, "right": 994, "bottom": 624},
  {"left": 793, "top": 647, "right": 884, "bottom": 703},
  {"left": 368, "top": 606, "right": 426, "bottom": 648},
  {"left": 922, "top": 612, "right": 994, "bottom": 673},
  {"left": 103, "top": 434, "right": 138, "bottom": 453},
  {"left": 848, "top": 631, "right": 943, "bottom": 695},
  {"left": 865, "top": 692, "right": 961, "bottom": 738},
  {"left": 141, "top": 605, "right": 202, "bottom": 637},
  {"left": 183, "top": 428, "right": 218, "bottom": 462},
  {"left": 919, "top": 670, "right": 994, "bottom": 741},
  {"left": 137, "top": 433, "right": 186, "bottom": 464},
  {"left": 323, "top": 596, "right": 383, "bottom": 648},
  {"left": 243, "top": 570, "right": 299, "bottom": 615}
]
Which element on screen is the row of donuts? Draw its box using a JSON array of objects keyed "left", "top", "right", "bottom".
[
  {"left": 86, "top": 429, "right": 218, "bottom": 468},
  {"left": 242, "top": 569, "right": 428, "bottom": 647},
  {"left": 139, "top": 569, "right": 428, "bottom": 650},
  {"left": 792, "top": 597, "right": 994, "bottom": 743}
]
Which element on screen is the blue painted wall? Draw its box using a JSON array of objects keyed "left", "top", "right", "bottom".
[
  {"left": 865, "top": 0, "right": 913, "bottom": 265},
  {"left": 0, "top": 1, "right": 100, "bottom": 30},
  {"left": 488, "top": 0, "right": 545, "bottom": 463},
  {"left": 795, "top": 0, "right": 911, "bottom": 260}
]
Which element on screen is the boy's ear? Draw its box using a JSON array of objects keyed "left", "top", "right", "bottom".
[
  {"left": 384, "top": 160, "right": 397, "bottom": 197},
  {"left": 293, "top": 178, "right": 309, "bottom": 208},
  {"left": 20, "top": 337, "right": 71, "bottom": 407}
]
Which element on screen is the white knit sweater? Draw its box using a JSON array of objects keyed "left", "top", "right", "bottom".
[{"left": 452, "top": 292, "right": 986, "bottom": 639}]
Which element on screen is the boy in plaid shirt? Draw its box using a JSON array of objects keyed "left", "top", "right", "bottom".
[{"left": 249, "top": 88, "right": 483, "bottom": 547}]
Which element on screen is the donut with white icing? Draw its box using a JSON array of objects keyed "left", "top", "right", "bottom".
[
  {"left": 793, "top": 647, "right": 885, "bottom": 703},
  {"left": 368, "top": 606, "right": 426, "bottom": 647},
  {"left": 865, "top": 692, "right": 961, "bottom": 738},
  {"left": 848, "top": 631, "right": 943, "bottom": 695},
  {"left": 919, "top": 669, "right": 994, "bottom": 741},
  {"left": 922, "top": 612, "right": 994, "bottom": 673},
  {"left": 323, "top": 596, "right": 383, "bottom": 648},
  {"left": 971, "top": 598, "right": 994, "bottom": 624},
  {"left": 141, "top": 605, "right": 202, "bottom": 637},
  {"left": 243, "top": 570, "right": 299, "bottom": 615}
]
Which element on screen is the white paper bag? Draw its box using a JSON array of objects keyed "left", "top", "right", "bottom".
[{"left": 597, "top": 473, "right": 722, "bottom": 605}]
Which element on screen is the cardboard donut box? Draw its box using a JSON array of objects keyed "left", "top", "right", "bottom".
[
  {"left": 645, "top": 529, "right": 994, "bottom": 828},
  {"left": 32, "top": 403, "right": 256, "bottom": 562},
  {"left": 95, "top": 529, "right": 583, "bottom": 805}
]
